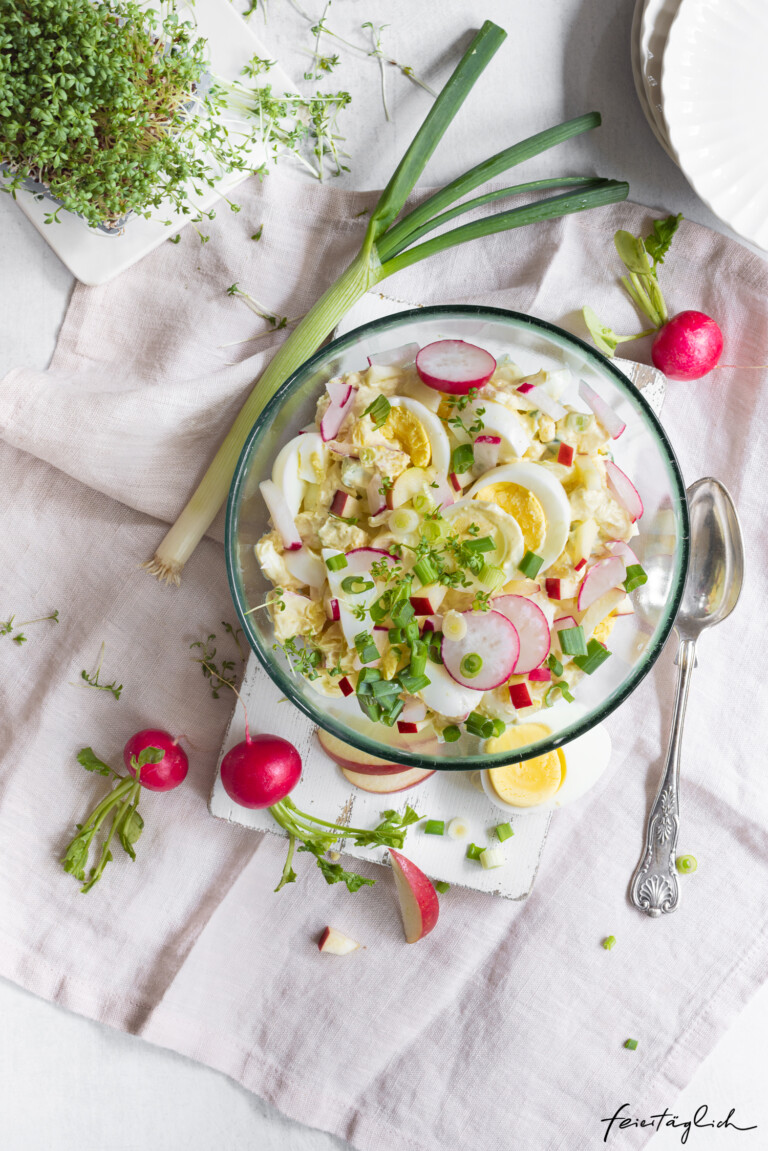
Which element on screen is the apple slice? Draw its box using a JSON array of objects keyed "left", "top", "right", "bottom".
[
  {"left": 318, "top": 926, "right": 360, "bottom": 955},
  {"left": 389, "top": 849, "right": 439, "bottom": 943},
  {"left": 340, "top": 765, "right": 435, "bottom": 793},
  {"left": 317, "top": 728, "right": 412, "bottom": 775}
]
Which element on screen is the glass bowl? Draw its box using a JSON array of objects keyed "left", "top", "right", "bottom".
[{"left": 226, "top": 306, "right": 689, "bottom": 771}]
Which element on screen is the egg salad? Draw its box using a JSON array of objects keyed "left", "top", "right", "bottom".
[{"left": 253, "top": 338, "right": 647, "bottom": 748}]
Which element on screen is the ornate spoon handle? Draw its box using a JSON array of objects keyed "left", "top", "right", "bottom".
[{"left": 629, "top": 637, "right": 697, "bottom": 917}]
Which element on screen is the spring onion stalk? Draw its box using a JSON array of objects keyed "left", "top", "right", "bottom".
[{"left": 146, "top": 20, "right": 629, "bottom": 583}]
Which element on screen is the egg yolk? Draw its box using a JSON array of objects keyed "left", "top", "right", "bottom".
[
  {"left": 486, "top": 723, "right": 566, "bottom": 808},
  {"left": 475, "top": 482, "right": 547, "bottom": 552},
  {"left": 380, "top": 408, "right": 431, "bottom": 467}
]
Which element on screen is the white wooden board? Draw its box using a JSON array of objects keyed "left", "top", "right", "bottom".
[{"left": 209, "top": 294, "right": 666, "bottom": 899}]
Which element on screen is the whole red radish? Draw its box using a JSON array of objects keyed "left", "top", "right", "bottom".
[
  {"left": 124, "top": 729, "right": 188, "bottom": 792},
  {"left": 651, "top": 310, "right": 723, "bottom": 381},
  {"left": 220, "top": 733, "right": 302, "bottom": 809}
]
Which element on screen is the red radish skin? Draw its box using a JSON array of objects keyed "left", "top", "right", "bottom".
[
  {"left": 320, "top": 380, "right": 355, "bottom": 441},
  {"left": 491, "top": 595, "right": 551, "bottom": 675},
  {"left": 124, "top": 730, "right": 189, "bottom": 792},
  {"left": 574, "top": 558, "right": 587, "bottom": 572},
  {"left": 416, "top": 340, "right": 496, "bottom": 395},
  {"left": 578, "top": 379, "right": 626, "bottom": 439},
  {"left": 441, "top": 610, "right": 520, "bottom": 690},
  {"left": 220, "top": 733, "right": 302, "bottom": 809},
  {"left": 545, "top": 578, "right": 561, "bottom": 600},
  {"left": 338, "top": 676, "right": 354, "bottom": 697},
  {"left": 509, "top": 682, "right": 533, "bottom": 710},
  {"left": 557, "top": 443, "right": 575, "bottom": 467},
  {"left": 528, "top": 667, "right": 552, "bottom": 683},
  {"left": 318, "top": 926, "right": 360, "bottom": 954},
  {"left": 330, "top": 489, "right": 358, "bottom": 518},
  {"left": 578, "top": 556, "right": 627, "bottom": 611},
  {"left": 327, "top": 598, "right": 341, "bottom": 621},
  {"left": 389, "top": 849, "right": 440, "bottom": 943},
  {"left": 651, "top": 311, "right": 724, "bottom": 381}
]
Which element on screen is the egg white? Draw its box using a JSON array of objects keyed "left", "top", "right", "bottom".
[
  {"left": 271, "top": 435, "right": 306, "bottom": 516},
  {"left": 468, "top": 461, "right": 571, "bottom": 572},
  {"left": 442, "top": 498, "right": 525, "bottom": 577},
  {"left": 467, "top": 398, "right": 530, "bottom": 459}
]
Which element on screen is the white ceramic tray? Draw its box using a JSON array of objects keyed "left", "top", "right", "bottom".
[{"left": 6, "top": 0, "right": 295, "bottom": 285}]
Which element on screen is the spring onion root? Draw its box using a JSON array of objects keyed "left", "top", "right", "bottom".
[{"left": 147, "top": 19, "right": 629, "bottom": 584}]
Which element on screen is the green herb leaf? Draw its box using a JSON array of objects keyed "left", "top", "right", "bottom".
[
  {"left": 644, "top": 213, "right": 682, "bottom": 268},
  {"left": 76, "top": 747, "right": 115, "bottom": 777},
  {"left": 614, "top": 229, "right": 650, "bottom": 275},
  {"left": 118, "top": 808, "right": 144, "bottom": 860}
]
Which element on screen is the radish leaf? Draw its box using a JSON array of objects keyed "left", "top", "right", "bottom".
[
  {"left": 77, "top": 747, "right": 116, "bottom": 776},
  {"left": 644, "top": 213, "right": 682, "bottom": 269}
]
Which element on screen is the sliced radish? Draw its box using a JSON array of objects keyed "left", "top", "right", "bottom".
[
  {"left": 579, "top": 379, "right": 626, "bottom": 439},
  {"left": 367, "top": 472, "right": 386, "bottom": 516},
  {"left": 473, "top": 434, "right": 501, "bottom": 472},
  {"left": 441, "top": 611, "right": 519, "bottom": 690},
  {"left": 320, "top": 380, "right": 355, "bottom": 442},
  {"left": 326, "top": 596, "right": 341, "bottom": 621},
  {"left": 284, "top": 547, "right": 326, "bottom": 588},
  {"left": 449, "top": 472, "right": 464, "bottom": 493},
  {"left": 605, "top": 460, "right": 644, "bottom": 522},
  {"left": 400, "top": 697, "right": 427, "bottom": 724},
  {"left": 578, "top": 556, "right": 627, "bottom": 612},
  {"left": 605, "top": 539, "right": 639, "bottom": 565},
  {"left": 410, "top": 584, "right": 447, "bottom": 615},
  {"left": 418, "top": 662, "right": 480, "bottom": 719},
  {"left": 490, "top": 595, "right": 551, "bottom": 674},
  {"left": 575, "top": 558, "right": 587, "bottom": 572},
  {"left": 528, "top": 667, "right": 552, "bottom": 683},
  {"left": 368, "top": 342, "right": 420, "bottom": 367},
  {"left": 468, "top": 399, "right": 530, "bottom": 459},
  {"left": 415, "top": 340, "right": 496, "bottom": 395},
  {"left": 517, "top": 384, "right": 566, "bottom": 420},
  {"left": 343, "top": 547, "right": 398, "bottom": 576},
  {"left": 259, "top": 480, "right": 302, "bottom": 550}
]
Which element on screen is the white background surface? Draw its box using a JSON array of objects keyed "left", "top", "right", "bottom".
[{"left": 1, "top": 1, "right": 766, "bottom": 1148}]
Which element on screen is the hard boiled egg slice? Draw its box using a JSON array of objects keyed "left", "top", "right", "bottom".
[
  {"left": 466, "top": 398, "right": 530, "bottom": 459},
  {"left": 385, "top": 396, "right": 451, "bottom": 475},
  {"left": 271, "top": 436, "right": 305, "bottom": 516},
  {"left": 481, "top": 722, "right": 612, "bottom": 815},
  {"left": 442, "top": 498, "right": 525, "bottom": 578},
  {"left": 468, "top": 461, "right": 571, "bottom": 572}
]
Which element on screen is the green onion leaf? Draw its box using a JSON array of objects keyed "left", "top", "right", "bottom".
[
  {"left": 518, "top": 550, "right": 544, "bottom": 578},
  {"left": 558, "top": 625, "right": 588, "bottom": 656},
  {"left": 424, "top": 820, "right": 445, "bottom": 836},
  {"left": 463, "top": 535, "right": 496, "bottom": 554},
  {"left": 341, "top": 575, "right": 374, "bottom": 594},
  {"left": 459, "top": 652, "right": 483, "bottom": 679},
  {"left": 363, "top": 395, "right": 391, "bottom": 428},
  {"left": 573, "top": 638, "right": 612, "bottom": 674},
  {"left": 442, "top": 724, "right": 461, "bottom": 743},
  {"left": 414, "top": 557, "right": 439, "bottom": 585},
  {"left": 325, "top": 553, "right": 348, "bottom": 572},
  {"left": 496, "top": 822, "right": 514, "bottom": 842},
  {"left": 624, "top": 563, "right": 648, "bottom": 593}
]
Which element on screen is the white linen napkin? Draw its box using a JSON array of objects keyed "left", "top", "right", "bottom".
[{"left": 1, "top": 172, "right": 766, "bottom": 1151}]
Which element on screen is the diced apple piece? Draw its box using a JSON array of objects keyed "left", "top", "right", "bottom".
[
  {"left": 389, "top": 849, "right": 440, "bottom": 943},
  {"left": 410, "top": 583, "right": 447, "bottom": 615},
  {"left": 318, "top": 926, "right": 360, "bottom": 955}
]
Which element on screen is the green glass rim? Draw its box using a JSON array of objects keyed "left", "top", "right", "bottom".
[{"left": 225, "top": 304, "right": 690, "bottom": 771}]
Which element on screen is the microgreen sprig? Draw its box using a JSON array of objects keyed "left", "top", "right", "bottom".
[{"left": 79, "top": 643, "right": 122, "bottom": 701}]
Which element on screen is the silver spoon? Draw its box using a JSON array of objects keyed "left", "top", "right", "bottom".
[{"left": 629, "top": 477, "right": 745, "bottom": 917}]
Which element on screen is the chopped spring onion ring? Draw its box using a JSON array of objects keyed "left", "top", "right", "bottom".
[
  {"left": 447, "top": 816, "right": 469, "bottom": 838},
  {"left": 404, "top": 620, "right": 420, "bottom": 644},
  {"left": 518, "top": 549, "right": 544, "bottom": 578},
  {"left": 624, "top": 563, "right": 648, "bottom": 593},
  {"left": 363, "top": 395, "right": 391, "bottom": 428},
  {"left": 391, "top": 599, "right": 416, "bottom": 627},
  {"left": 434, "top": 881, "right": 451, "bottom": 893},
  {"left": 424, "top": 820, "right": 445, "bottom": 836},
  {"left": 414, "top": 557, "right": 439, "bottom": 585},
  {"left": 388, "top": 626, "right": 404, "bottom": 643},
  {"left": 602, "top": 935, "right": 617, "bottom": 950},
  {"left": 466, "top": 842, "right": 483, "bottom": 861},
  {"left": 354, "top": 631, "right": 380, "bottom": 664},
  {"left": 463, "top": 535, "right": 496, "bottom": 554},
  {"left": 359, "top": 446, "right": 376, "bottom": 466},
  {"left": 459, "top": 652, "right": 483, "bottom": 678},
  {"left": 326, "top": 554, "right": 348, "bottom": 572},
  {"left": 423, "top": 519, "right": 447, "bottom": 543},
  {"left": 443, "top": 724, "right": 461, "bottom": 743},
  {"left": 341, "top": 576, "right": 374, "bottom": 594},
  {"left": 573, "top": 638, "right": 612, "bottom": 674},
  {"left": 566, "top": 412, "right": 593, "bottom": 433},
  {"left": 466, "top": 711, "right": 494, "bottom": 739},
  {"left": 480, "top": 847, "right": 505, "bottom": 870},
  {"left": 478, "top": 562, "right": 505, "bottom": 591},
  {"left": 546, "top": 653, "right": 564, "bottom": 676},
  {"left": 624, "top": 1039, "right": 638, "bottom": 1051},
  {"left": 558, "top": 624, "right": 588, "bottom": 656},
  {"left": 412, "top": 492, "right": 435, "bottom": 514},
  {"left": 451, "top": 444, "right": 474, "bottom": 474},
  {"left": 496, "top": 822, "right": 514, "bottom": 842},
  {"left": 442, "top": 610, "right": 467, "bottom": 642},
  {"left": 675, "top": 854, "right": 698, "bottom": 874},
  {"left": 399, "top": 671, "right": 431, "bottom": 693},
  {"left": 545, "top": 682, "right": 575, "bottom": 707},
  {"left": 409, "top": 641, "right": 429, "bottom": 678},
  {"left": 390, "top": 507, "right": 420, "bottom": 534},
  {"left": 490, "top": 718, "right": 506, "bottom": 737}
]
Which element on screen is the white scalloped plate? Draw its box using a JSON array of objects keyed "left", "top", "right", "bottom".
[
  {"left": 630, "top": 0, "right": 671, "bottom": 158},
  {"left": 638, "top": 0, "right": 682, "bottom": 164},
  {"left": 662, "top": 0, "right": 768, "bottom": 251}
]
